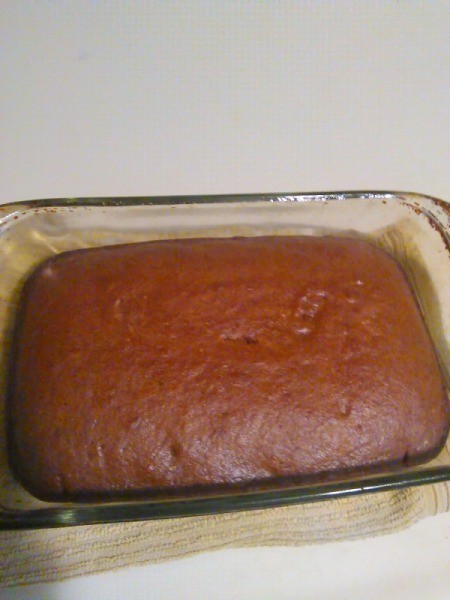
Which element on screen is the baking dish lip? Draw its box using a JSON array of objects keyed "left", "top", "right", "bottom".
[
  {"left": 1, "top": 467, "right": 449, "bottom": 531},
  {"left": 0, "top": 189, "right": 448, "bottom": 210},
  {"left": 0, "top": 190, "right": 448, "bottom": 530}
]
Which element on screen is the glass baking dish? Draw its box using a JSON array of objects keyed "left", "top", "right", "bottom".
[{"left": 0, "top": 191, "right": 448, "bottom": 530}]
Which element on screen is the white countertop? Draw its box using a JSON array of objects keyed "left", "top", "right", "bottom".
[{"left": 1, "top": 2, "right": 449, "bottom": 598}]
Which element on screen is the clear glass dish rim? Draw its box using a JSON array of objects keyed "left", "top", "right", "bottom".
[
  {"left": 0, "top": 188, "right": 448, "bottom": 208},
  {"left": 0, "top": 189, "right": 448, "bottom": 530}
]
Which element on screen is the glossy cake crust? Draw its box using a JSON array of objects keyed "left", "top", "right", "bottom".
[{"left": 8, "top": 236, "right": 449, "bottom": 500}]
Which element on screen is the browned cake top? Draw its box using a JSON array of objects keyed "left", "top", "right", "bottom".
[{"left": 8, "top": 236, "right": 449, "bottom": 500}]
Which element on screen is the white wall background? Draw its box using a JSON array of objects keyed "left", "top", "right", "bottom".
[{"left": 1, "top": 1, "right": 449, "bottom": 203}]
